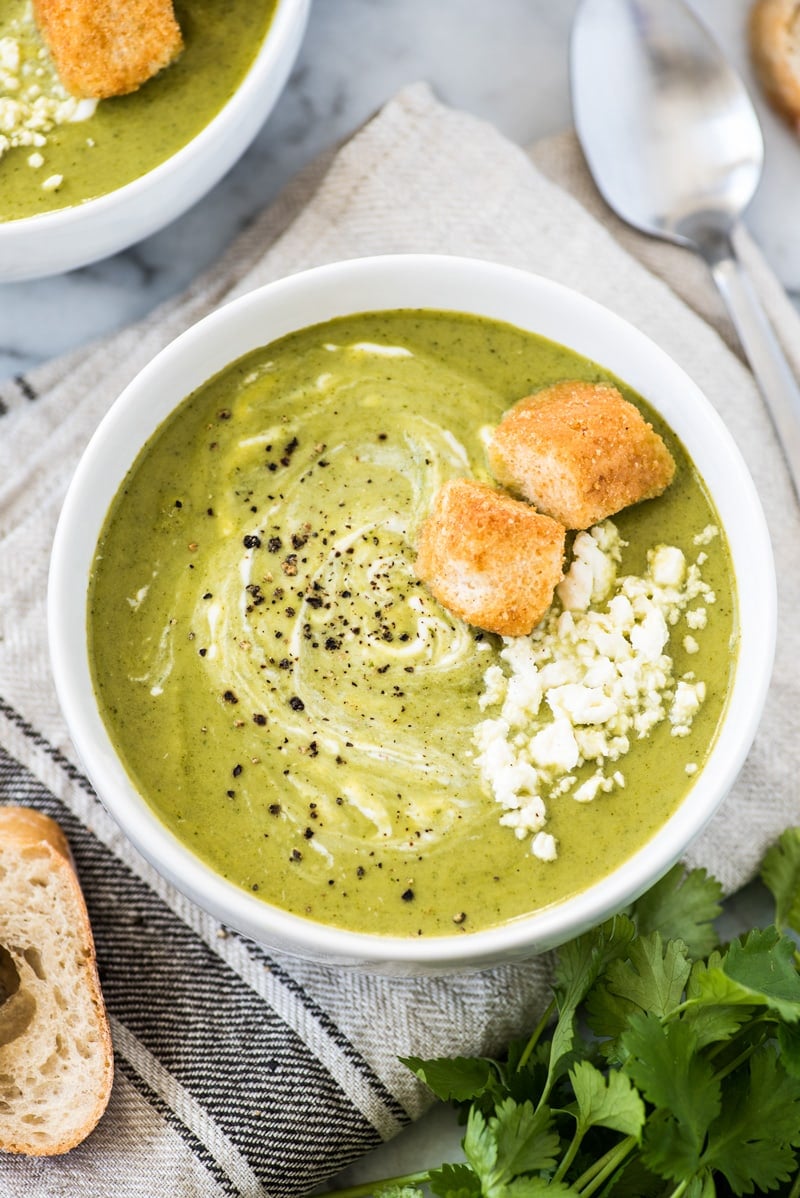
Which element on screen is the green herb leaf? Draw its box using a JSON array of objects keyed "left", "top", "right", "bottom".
[
  {"left": 569, "top": 1059, "right": 646, "bottom": 1138},
  {"left": 760, "top": 827, "right": 800, "bottom": 936},
  {"left": 553, "top": 915, "right": 636, "bottom": 1010},
  {"left": 702, "top": 1043, "right": 800, "bottom": 1192},
  {"left": 501, "top": 1179, "right": 579, "bottom": 1196},
  {"left": 463, "top": 1099, "right": 560, "bottom": 1194},
  {"left": 621, "top": 1012, "right": 720, "bottom": 1156},
  {"left": 402, "top": 1055, "right": 497, "bottom": 1103},
  {"left": 682, "top": 954, "right": 754, "bottom": 1049},
  {"left": 546, "top": 916, "right": 635, "bottom": 1092},
  {"left": 586, "top": 932, "right": 691, "bottom": 1051},
  {"left": 639, "top": 1107, "right": 706, "bottom": 1183},
  {"left": 427, "top": 1162, "right": 481, "bottom": 1198},
  {"left": 692, "top": 927, "right": 800, "bottom": 1021},
  {"left": 633, "top": 864, "right": 723, "bottom": 957},
  {"left": 779, "top": 1020, "right": 800, "bottom": 1080},
  {"left": 683, "top": 1170, "right": 717, "bottom": 1198}
]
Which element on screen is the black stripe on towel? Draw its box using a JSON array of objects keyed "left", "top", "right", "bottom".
[
  {"left": 114, "top": 1057, "right": 243, "bottom": 1198},
  {"left": 13, "top": 374, "right": 38, "bottom": 402}
]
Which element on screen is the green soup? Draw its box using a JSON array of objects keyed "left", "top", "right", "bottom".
[
  {"left": 0, "top": 0, "right": 276, "bottom": 221},
  {"left": 88, "top": 311, "right": 736, "bottom": 937}
]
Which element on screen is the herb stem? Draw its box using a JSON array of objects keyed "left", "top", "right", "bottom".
[
  {"left": 552, "top": 1127, "right": 583, "bottom": 1183},
  {"left": 575, "top": 1134, "right": 637, "bottom": 1196},
  {"left": 714, "top": 1037, "right": 763, "bottom": 1081},
  {"left": 517, "top": 997, "right": 556, "bottom": 1071},
  {"left": 323, "top": 1170, "right": 430, "bottom": 1198},
  {"left": 788, "top": 1167, "right": 800, "bottom": 1198}
]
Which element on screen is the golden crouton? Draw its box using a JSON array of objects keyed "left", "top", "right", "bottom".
[
  {"left": 414, "top": 478, "right": 566, "bottom": 637},
  {"left": 487, "top": 380, "right": 675, "bottom": 529},
  {"left": 33, "top": 0, "right": 183, "bottom": 99},
  {"left": 749, "top": 0, "right": 800, "bottom": 129}
]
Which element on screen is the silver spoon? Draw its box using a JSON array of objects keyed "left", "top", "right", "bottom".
[{"left": 570, "top": 0, "right": 800, "bottom": 500}]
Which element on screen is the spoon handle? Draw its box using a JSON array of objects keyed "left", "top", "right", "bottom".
[{"left": 706, "top": 232, "right": 800, "bottom": 503}]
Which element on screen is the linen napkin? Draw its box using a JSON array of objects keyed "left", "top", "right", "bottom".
[{"left": 0, "top": 82, "right": 798, "bottom": 1198}]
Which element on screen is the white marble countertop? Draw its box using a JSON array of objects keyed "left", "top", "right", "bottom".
[
  {"left": 1, "top": 0, "right": 799, "bottom": 382},
  {"left": 0, "top": 1, "right": 795, "bottom": 1188}
]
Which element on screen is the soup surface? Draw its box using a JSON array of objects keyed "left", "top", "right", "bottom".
[
  {"left": 0, "top": 0, "right": 275, "bottom": 221},
  {"left": 88, "top": 311, "right": 736, "bottom": 937}
]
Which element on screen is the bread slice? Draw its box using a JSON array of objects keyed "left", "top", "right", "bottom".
[
  {"left": 414, "top": 478, "right": 566, "bottom": 636},
  {"left": 0, "top": 806, "right": 113, "bottom": 1155},
  {"left": 749, "top": 0, "right": 800, "bottom": 128},
  {"left": 32, "top": 0, "right": 183, "bottom": 99},
  {"left": 487, "top": 380, "right": 675, "bottom": 529}
]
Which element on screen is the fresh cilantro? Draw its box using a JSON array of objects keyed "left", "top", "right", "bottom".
[
  {"left": 401, "top": 1056, "right": 499, "bottom": 1104},
  {"left": 761, "top": 827, "right": 800, "bottom": 937},
  {"left": 463, "top": 1099, "right": 560, "bottom": 1190},
  {"left": 632, "top": 863, "right": 723, "bottom": 957},
  {"left": 327, "top": 831, "right": 800, "bottom": 1198}
]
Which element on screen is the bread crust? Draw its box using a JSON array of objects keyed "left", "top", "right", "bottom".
[
  {"left": 414, "top": 478, "right": 566, "bottom": 637},
  {"left": 32, "top": 0, "right": 183, "bottom": 99},
  {"left": 487, "top": 380, "right": 675, "bottom": 529},
  {"left": 749, "top": 0, "right": 800, "bottom": 128},
  {"left": 0, "top": 806, "right": 72, "bottom": 861},
  {"left": 0, "top": 806, "right": 113, "bottom": 1155}
]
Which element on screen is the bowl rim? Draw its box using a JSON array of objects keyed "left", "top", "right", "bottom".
[
  {"left": 0, "top": 0, "right": 310, "bottom": 237},
  {"left": 48, "top": 253, "right": 777, "bottom": 968}
]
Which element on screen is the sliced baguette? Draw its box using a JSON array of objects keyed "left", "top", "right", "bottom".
[
  {"left": 749, "top": 0, "right": 800, "bottom": 129},
  {"left": 0, "top": 806, "right": 113, "bottom": 1155}
]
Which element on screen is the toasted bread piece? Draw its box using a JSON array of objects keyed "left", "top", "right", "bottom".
[
  {"left": 749, "top": 0, "right": 800, "bottom": 128},
  {"left": 487, "top": 380, "right": 675, "bottom": 529},
  {"left": 0, "top": 806, "right": 113, "bottom": 1155},
  {"left": 32, "top": 0, "right": 183, "bottom": 99},
  {"left": 414, "top": 478, "right": 566, "bottom": 636}
]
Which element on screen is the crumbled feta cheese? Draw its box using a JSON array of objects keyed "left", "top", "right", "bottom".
[
  {"left": 670, "top": 677, "right": 706, "bottom": 736},
  {"left": 0, "top": 14, "right": 97, "bottom": 170},
  {"left": 41, "top": 172, "right": 62, "bottom": 190},
  {"left": 531, "top": 831, "right": 558, "bottom": 861},
  {"left": 557, "top": 526, "right": 623, "bottom": 610},
  {"left": 474, "top": 519, "right": 714, "bottom": 860},
  {"left": 693, "top": 524, "right": 719, "bottom": 546}
]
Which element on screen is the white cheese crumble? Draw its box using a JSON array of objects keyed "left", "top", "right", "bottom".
[
  {"left": 0, "top": 8, "right": 97, "bottom": 170},
  {"left": 473, "top": 521, "right": 716, "bottom": 860}
]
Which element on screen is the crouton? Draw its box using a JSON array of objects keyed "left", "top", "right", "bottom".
[
  {"left": 749, "top": 0, "right": 800, "bottom": 130},
  {"left": 487, "top": 380, "right": 675, "bottom": 529},
  {"left": 414, "top": 478, "right": 566, "bottom": 637},
  {"left": 32, "top": 0, "right": 183, "bottom": 99}
]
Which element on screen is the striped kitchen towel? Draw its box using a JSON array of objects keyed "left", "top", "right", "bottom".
[{"left": 0, "top": 83, "right": 798, "bottom": 1197}]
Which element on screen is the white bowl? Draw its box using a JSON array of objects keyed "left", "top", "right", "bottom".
[
  {"left": 0, "top": 0, "right": 309, "bottom": 282},
  {"left": 48, "top": 254, "right": 776, "bottom": 974}
]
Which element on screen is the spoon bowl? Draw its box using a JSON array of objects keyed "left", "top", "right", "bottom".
[
  {"left": 571, "top": 0, "right": 800, "bottom": 498},
  {"left": 572, "top": 0, "right": 764, "bottom": 246}
]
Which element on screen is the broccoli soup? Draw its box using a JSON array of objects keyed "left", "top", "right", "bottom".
[
  {"left": 88, "top": 310, "right": 736, "bottom": 937},
  {"left": 0, "top": 0, "right": 275, "bottom": 221}
]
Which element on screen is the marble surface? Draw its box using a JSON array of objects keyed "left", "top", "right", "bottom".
[
  {"left": 1, "top": 0, "right": 799, "bottom": 381},
  {"left": 0, "top": 1, "right": 794, "bottom": 1188}
]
